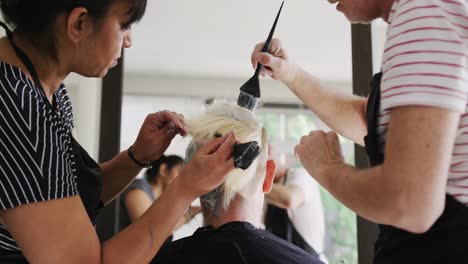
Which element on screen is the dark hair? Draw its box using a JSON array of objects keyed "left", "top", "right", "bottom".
[
  {"left": 0, "top": 0, "right": 147, "bottom": 58},
  {"left": 144, "top": 155, "right": 184, "bottom": 184}
]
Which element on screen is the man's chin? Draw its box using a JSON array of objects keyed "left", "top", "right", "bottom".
[
  {"left": 346, "top": 14, "right": 374, "bottom": 24},
  {"left": 349, "top": 20, "right": 372, "bottom": 25},
  {"left": 344, "top": 12, "right": 376, "bottom": 24},
  {"left": 98, "top": 68, "right": 110, "bottom": 78}
]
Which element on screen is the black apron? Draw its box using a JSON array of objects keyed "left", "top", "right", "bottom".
[
  {"left": 0, "top": 22, "right": 103, "bottom": 262},
  {"left": 364, "top": 72, "right": 468, "bottom": 264},
  {"left": 265, "top": 175, "right": 320, "bottom": 257}
]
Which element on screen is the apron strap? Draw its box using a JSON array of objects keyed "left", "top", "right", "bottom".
[
  {"left": 363, "top": 71, "right": 384, "bottom": 166},
  {"left": 0, "top": 21, "right": 54, "bottom": 111}
]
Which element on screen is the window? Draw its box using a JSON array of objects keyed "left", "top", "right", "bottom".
[{"left": 258, "top": 106, "right": 357, "bottom": 264}]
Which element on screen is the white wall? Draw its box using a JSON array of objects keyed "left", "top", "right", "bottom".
[
  {"left": 124, "top": 73, "right": 352, "bottom": 102},
  {"left": 120, "top": 94, "right": 205, "bottom": 157},
  {"left": 125, "top": 0, "right": 354, "bottom": 83},
  {"left": 64, "top": 74, "right": 102, "bottom": 159},
  {"left": 372, "top": 20, "right": 388, "bottom": 73}
]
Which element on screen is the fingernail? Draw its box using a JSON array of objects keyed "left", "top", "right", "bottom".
[
  {"left": 256, "top": 54, "right": 262, "bottom": 63},
  {"left": 228, "top": 132, "right": 236, "bottom": 142},
  {"left": 222, "top": 132, "right": 233, "bottom": 142}
]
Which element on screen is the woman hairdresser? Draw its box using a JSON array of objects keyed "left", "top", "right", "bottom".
[
  {"left": 0, "top": 0, "right": 236, "bottom": 263},
  {"left": 251, "top": 0, "right": 468, "bottom": 263}
]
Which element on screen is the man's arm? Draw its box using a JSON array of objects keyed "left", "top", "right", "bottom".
[
  {"left": 252, "top": 39, "right": 368, "bottom": 145},
  {"left": 265, "top": 184, "right": 305, "bottom": 209},
  {"left": 296, "top": 106, "right": 459, "bottom": 233},
  {"left": 286, "top": 69, "right": 368, "bottom": 146}
]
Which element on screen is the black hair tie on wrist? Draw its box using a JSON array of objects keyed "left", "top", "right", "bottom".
[{"left": 128, "top": 146, "right": 152, "bottom": 168}]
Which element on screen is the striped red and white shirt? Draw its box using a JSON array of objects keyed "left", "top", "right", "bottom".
[{"left": 378, "top": 0, "right": 468, "bottom": 204}]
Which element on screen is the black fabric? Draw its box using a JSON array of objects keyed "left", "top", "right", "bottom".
[
  {"left": 0, "top": 254, "right": 29, "bottom": 264},
  {"left": 71, "top": 137, "right": 103, "bottom": 224},
  {"left": 363, "top": 72, "right": 383, "bottom": 167},
  {"left": 265, "top": 204, "right": 289, "bottom": 240},
  {"left": 364, "top": 72, "right": 468, "bottom": 264},
  {"left": 152, "top": 221, "right": 324, "bottom": 264},
  {"left": 265, "top": 204, "right": 319, "bottom": 257}
]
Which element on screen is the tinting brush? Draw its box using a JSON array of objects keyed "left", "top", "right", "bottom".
[
  {"left": 237, "top": 1, "right": 284, "bottom": 111},
  {"left": 233, "top": 141, "right": 262, "bottom": 170},
  {"left": 215, "top": 133, "right": 261, "bottom": 170}
]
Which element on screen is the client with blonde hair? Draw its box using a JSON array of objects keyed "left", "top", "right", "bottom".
[{"left": 153, "top": 101, "right": 323, "bottom": 264}]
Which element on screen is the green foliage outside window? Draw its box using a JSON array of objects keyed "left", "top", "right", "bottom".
[
  {"left": 285, "top": 114, "right": 317, "bottom": 140},
  {"left": 259, "top": 114, "right": 281, "bottom": 141}
]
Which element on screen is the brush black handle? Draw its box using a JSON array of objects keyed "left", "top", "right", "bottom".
[
  {"left": 254, "top": 1, "right": 284, "bottom": 77},
  {"left": 234, "top": 141, "right": 261, "bottom": 170},
  {"left": 263, "top": 1, "right": 284, "bottom": 53}
]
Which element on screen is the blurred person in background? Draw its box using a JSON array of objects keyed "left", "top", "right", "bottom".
[
  {"left": 120, "top": 155, "right": 201, "bottom": 246},
  {"left": 265, "top": 149, "right": 326, "bottom": 261}
]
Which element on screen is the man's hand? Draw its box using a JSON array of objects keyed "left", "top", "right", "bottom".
[
  {"left": 294, "top": 131, "right": 345, "bottom": 180},
  {"left": 251, "top": 38, "right": 300, "bottom": 84}
]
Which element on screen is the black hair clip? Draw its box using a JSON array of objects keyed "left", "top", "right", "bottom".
[{"left": 233, "top": 141, "right": 261, "bottom": 170}]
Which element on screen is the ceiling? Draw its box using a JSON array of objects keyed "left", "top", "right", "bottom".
[
  {"left": 1, "top": 1, "right": 388, "bottom": 83},
  {"left": 124, "top": 0, "right": 387, "bottom": 83}
]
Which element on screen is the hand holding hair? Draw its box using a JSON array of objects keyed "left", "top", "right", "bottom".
[
  {"left": 178, "top": 132, "right": 237, "bottom": 198},
  {"left": 131, "top": 110, "right": 186, "bottom": 165}
]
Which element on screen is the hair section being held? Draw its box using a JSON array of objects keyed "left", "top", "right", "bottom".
[{"left": 185, "top": 100, "right": 268, "bottom": 213}]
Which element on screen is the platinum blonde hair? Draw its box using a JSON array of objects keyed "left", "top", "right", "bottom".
[{"left": 185, "top": 101, "right": 268, "bottom": 213}]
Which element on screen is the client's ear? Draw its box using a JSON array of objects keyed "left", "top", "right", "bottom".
[
  {"left": 159, "top": 164, "right": 168, "bottom": 177},
  {"left": 263, "top": 159, "right": 276, "bottom": 193}
]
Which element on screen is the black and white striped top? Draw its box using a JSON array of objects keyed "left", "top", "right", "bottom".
[{"left": 0, "top": 61, "right": 78, "bottom": 253}]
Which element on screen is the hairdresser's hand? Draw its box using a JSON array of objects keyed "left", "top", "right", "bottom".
[
  {"left": 251, "top": 38, "right": 300, "bottom": 84},
  {"left": 295, "top": 131, "right": 345, "bottom": 180},
  {"left": 132, "top": 110, "right": 187, "bottom": 164},
  {"left": 178, "top": 132, "right": 236, "bottom": 198}
]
